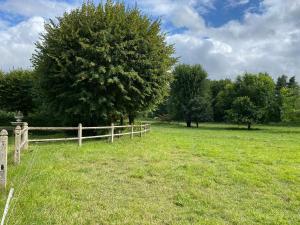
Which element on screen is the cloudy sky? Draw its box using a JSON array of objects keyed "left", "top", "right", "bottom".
[{"left": 0, "top": 0, "right": 299, "bottom": 81}]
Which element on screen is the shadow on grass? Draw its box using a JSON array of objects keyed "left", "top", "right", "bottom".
[{"left": 151, "top": 121, "right": 300, "bottom": 134}]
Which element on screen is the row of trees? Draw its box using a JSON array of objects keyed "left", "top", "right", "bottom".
[
  {"left": 157, "top": 64, "right": 300, "bottom": 129},
  {"left": 0, "top": 2, "right": 299, "bottom": 129}
]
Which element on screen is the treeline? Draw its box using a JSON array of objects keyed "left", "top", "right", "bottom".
[
  {"left": 0, "top": 66, "right": 299, "bottom": 129},
  {"left": 0, "top": 69, "right": 57, "bottom": 126},
  {"left": 154, "top": 64, "right": 300, "bottom": 129}
]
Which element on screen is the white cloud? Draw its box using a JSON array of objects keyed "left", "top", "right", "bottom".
[
  {"left": 0, "top": 16, "right": 45, "bottom": 71},
  {"left": 135, "top": 0, "right": 207, "bottom": 32},
  {"left": 0, "top": 0, "right": 79, "bottom": 72},
  {"left": 165, "top": 0, "right": 300, "bottom": 81},
  {"left": 227, "top": 0, "right": 250, "bottom": 8},
  {"left": 0, "top": 0, "right": 78, "bottom": 19}
]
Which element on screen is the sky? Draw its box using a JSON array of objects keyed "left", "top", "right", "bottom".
[{"left": 0, "top": 0, "right": 299, "bottom": 81}]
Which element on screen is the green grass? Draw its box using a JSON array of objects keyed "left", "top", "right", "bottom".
[{"left": 1, "top": 123, "right": 299, "bottom": 224}]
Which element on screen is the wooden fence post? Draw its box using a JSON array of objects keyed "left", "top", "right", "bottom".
[
  {"left": 23, "top": 122, "right": 28, "bottom": 150},
  {"left": 14, "top": 126, "right": 21, "bottom": 165},
  {"left": 111, "top": 123, "right": 114, "bottom": 143},
  {"left": 78, "top": 123, "right": 82, "bottom": 147},
  {"left": 0, "top": 130, "right": 8, "bottom": 189},
  {"left": 131, "top": 124, "right": 134, "bottom": 139},
  {"left": 140, "top": 123, "right": 143, "bottom": 137}
]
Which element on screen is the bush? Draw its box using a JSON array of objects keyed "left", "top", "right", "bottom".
[{"left": 0, "top": 110, "right": 15, "bottom": 126}]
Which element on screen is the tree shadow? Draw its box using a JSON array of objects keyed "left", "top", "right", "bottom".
[{"left": 151, "top": 121, "right": 300, "bottom": 134}]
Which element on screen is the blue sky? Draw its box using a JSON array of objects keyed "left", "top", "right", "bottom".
[{"left": 0, "top": 0, "right": 299, "bottom": 81}]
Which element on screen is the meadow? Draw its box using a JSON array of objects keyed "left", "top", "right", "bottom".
[{"left": 0, "top": 123, "right": 299, "bottom": 224}]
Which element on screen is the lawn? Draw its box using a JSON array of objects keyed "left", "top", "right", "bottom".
[{"left": 0, "top": 123, "right": 299, "bottom": 224}]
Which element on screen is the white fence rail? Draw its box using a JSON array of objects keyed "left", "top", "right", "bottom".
[{"left": 27, "top": 123, "right": 150, "bottom": 144}]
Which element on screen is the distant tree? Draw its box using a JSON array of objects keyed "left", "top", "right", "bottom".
[
  {"left": 287, "top": 76, "right": 297, "bottom": 88},
  {"left": 280, "top": 86, "right": 300, "bottom": 122},
  {"left": 0, "top": 69, "right": 36, "bottom": 115},
  {"left": 190, "top": 96, "right": 212, "bottom": 127},
  {"left": 226, "top": 73, "right": 275, "bottom": 129},
  {"left": 169, "top": 64, "right": 211, "bottom": 127},
  {"left": 270, "top": 75, "right": 299, "bottom": 122},
  {"left": 276, "top": 75, "right": 288, "bottom": 91},
  {"left": 32, "top": 1, "right": 175, "bottom": 126},
  {"left": 210, "top": 79, "right": 232, "bottom": 121},
  {"left": 226, "top": 96, "right": 258, "bottom": 130}
]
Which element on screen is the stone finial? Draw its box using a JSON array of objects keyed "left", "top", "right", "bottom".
[{"left": 0, "top": 130, "right": 8, "bottom": 136}]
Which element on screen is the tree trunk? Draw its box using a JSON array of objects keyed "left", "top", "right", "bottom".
[
  {"left": 196, "top": 121, "right": 199, "bottom": 128},
  {"left": 129, "top": 115, "right": 134, "bottom": 125},
  {"left": 186, "top": 120, "right": 191, "bottom": 127},
  {"left": 120, "top": 116, "right": 124, "bottom": 125},
  {"left": 247, "top": 122, "right": 251, "bottom": 130}
]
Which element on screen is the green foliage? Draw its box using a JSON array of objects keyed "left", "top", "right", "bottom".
[
  {"left": 224, "top": 73, "right": 276, "bottom": 128},
  {"left": 280, "top": 87, "right": 300, "bottom": 122},
  {"left": 189, "top": 96, "right": 213, "bottom": 127},
  {"left": 234, "top": 73, "right": 275, "bottom": 112},
  {"left": 0, "top": 69, "right": 36, "bottom": 115},
  {"left": 32, "top": 1, "right": 175, "bottom": 126},
  {"left": 269, "top": 75, "right": 300, "bottom": 122},
  {"left": 169, "top": 64, "right": 211, "bottom": 127},
  {"left": 226, "top": 96, "right": 258, "bottom": 129},
  {"left": 0, "top": 110, "right": 14, "bottom": 125},
  {"left": 210, "top": 79, "right": 232, "bottom": 121}
]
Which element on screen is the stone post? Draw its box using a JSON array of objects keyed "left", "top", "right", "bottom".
[
  {"left": 78, "top": 123, "right": 82, "bottom": 147},
  {"left": 14, "top": 126, "right": 21, "bottom": 165},
  {"left": 0, "top": 130, "right": 8, "bottom": 189}
]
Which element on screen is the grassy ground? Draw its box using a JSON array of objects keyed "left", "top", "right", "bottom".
[{"left": 0, "top": 123, "right": 299, "bottom": 224}]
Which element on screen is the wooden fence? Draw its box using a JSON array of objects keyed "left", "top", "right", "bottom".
[{"left": 0, "top": 122, "right": 150, "bottom": 189}]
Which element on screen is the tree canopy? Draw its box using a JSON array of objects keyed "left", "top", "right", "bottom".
[
  {"left": 32, "top": 1, "right": 175, "bottom": 125},
  {"left": 0, "top": 69, "right": 36, "bottom": 115},
  {"left": 169, "top": 64, "right": 212, "bottom": 127},
  {"left": 224, "top": 73, "right": 276, "bottom": 129}
]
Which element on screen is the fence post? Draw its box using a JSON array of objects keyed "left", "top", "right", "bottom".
[
  {"left": 23, "top": 122, "right": 28, "bottom": 150},
  {"left": 131, "top": 124, "right": 134, "bottom": 139},
  {"left": 0, "top": 130, "right": 8, "bottom": 189},
  {"left": 111, "top": 123, "right": 114, "bottom": 143},
  {"left": 78, "top": 123, "right": 82, "bottom": 147},
  {"left": 14, "top": 126, "right": 21, "bottom": 165},
  {"left": 140, "top": 123, "right": 143, "bottom": 137}
]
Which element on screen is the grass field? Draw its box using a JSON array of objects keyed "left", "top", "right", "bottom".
[{"left": 0, "top": 123, "right": 299, "bottom": 224}]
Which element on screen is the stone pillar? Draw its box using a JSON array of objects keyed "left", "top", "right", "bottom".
[
  {"left": 0, "top": 130, "right": 8, "bottom": 189},
  {"left": 14, "top": 126, "right": 21, "bottom": 165}
]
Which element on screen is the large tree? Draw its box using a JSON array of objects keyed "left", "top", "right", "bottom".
[
  {"left": 169, "top": 64, "right": 211, "bottom": 127},
  {"left": 32, "top": 1, "right": 175, "bottom": 125},
  {"left": 226, "top": 73, "right": 275, "bottom": 129},
  {"left": 226, "top": 96, "right": 258, "bottom": 130}
]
